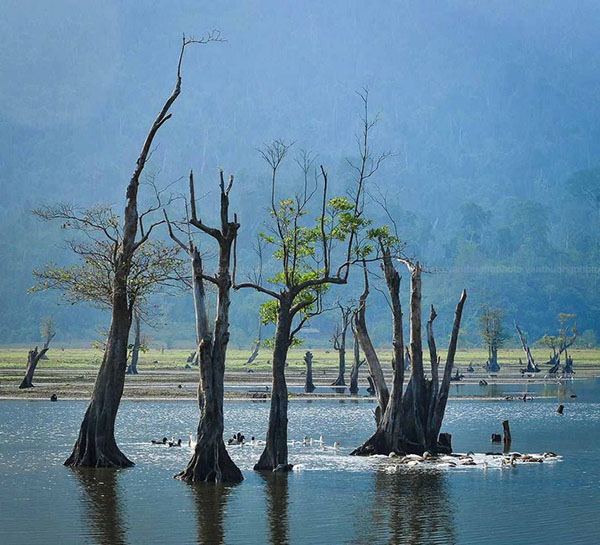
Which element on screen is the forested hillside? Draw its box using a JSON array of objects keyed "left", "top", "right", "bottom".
[{"left": 1, "top": 0, "right": 598, "bottom": 347}]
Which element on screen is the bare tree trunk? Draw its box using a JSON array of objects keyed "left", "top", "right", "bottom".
[
  {"left": 254, "top": 301, "right": 293, "bottom": 472},
  {"left": 175, "top": 172, "right": 243, "bottom": 484},
  {"left": 126, "top": 314, "right": 140, "bottom": 375},
  {"left": 515, "top": 323, "right": 538, "bottom": 372},
  {"left": 331, "top": 306, "right": 350, "bottom": 386},
  {"left": 304, "top": 351, "right": 315, "bottom": 393},
  {"left": 331, "top": 342, "right": 346, "bottom": 386},
  {"left": 246, "top": 316, "right": 261, "bottom": 364},
  {"left": 352, "top": 265, "right": 389, "bottom": 426},
  {"left": 19, "top": 334, "right": 54, "bottom": 389},
  {"left": 349, "top": 330, "right": 363, "bottom": 395},
  {"left": 352, "top": 255, "right": 467, "bottom": 457},
  {"left": 65, "top": 286, "right": 134, "bottom": 467},
  {"left": 351, "top": 251, "right": 403, "bottom": 455}
]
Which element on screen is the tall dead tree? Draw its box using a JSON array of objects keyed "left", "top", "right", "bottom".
[
  {"left": 351, "top": 240, "right": 467, "bottom": 456},
  {"left": 61, "top": 33, "right": 220, "bottom": 468},
  {"left": 166, "top": 169, "right": 243, "bottom": 484},
  {"left": 331, "top": 304, "right": 352, "bottom": 386},
  {"left": 19, "top": 318, "right": 56, "bottom": 389},
  {"left": 515, "top": 323, "right": 540, "bottom": 373}
]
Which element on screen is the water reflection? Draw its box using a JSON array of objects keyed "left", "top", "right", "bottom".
[
  {"left": 190, "top": 483, "right": 234, "bottom": 545},
  {"left": 260, "top": 472, "right": 290, "bottom": 545},
  {"left": 72, "top": 468, "right": 128, "bottom": 545},
  {"left": 359, "top": 469, "right": 456, "bottom": 545}
]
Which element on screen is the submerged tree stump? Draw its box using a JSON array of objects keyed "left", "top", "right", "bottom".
[
  {"left": 304, "top": 351, "right": 315, "bottom": 393},
  {"left": 502, "top": 420, "right": 511, "bottom": 452}
]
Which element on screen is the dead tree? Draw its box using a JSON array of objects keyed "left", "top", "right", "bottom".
[
  {"left": 126, "top": 313, "right": 141, "bottom": 375},
  {"left": 304, "top": 351, "right": 315, "bottom": 393},
  {"left": 245, "top": 315, "right": 262, "bottom": 365},
  {"left": 19, "top": 330, "right": 56, "bottom": 389},
  {"left": 331, "top": 304, "right": 352, "bottom": 386},
  {"left": 351, "top": 248, "right": 467, "bottom": 456},
  {"left": 349, "top": 326, "right": 365, "bottom": 395},
  {"left": 166, "top": 169, "right": 243, "bottom": 484},
  {"left": 63, "top": 33, "right": 219, "bottom": 468},
  {"left": 515, "top": 323, "right": 540, "bottom": 373}
]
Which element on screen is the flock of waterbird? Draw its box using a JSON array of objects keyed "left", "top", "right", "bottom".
[
  {"left": 384, "top": 450, "right": 560, "bottom": 470},
  {"left": 150, "top": 434, "right": 561, "bottom": 470},
  {"left": 151, "top": 433, "right": 341, "bottom": 453}
]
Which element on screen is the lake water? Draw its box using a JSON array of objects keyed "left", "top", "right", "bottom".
[{"left": 1, "top": 379, "right": 599, "bottom": 544}]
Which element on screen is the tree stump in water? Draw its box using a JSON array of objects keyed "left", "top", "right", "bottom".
[
  {"left": 304, "top": 351, "right": 315, "bottom": 393},
  {"left": 502, "top": 420, "right": 511, "bottom": 452},
  {"left": 438, "top": 433, "right": 452, "bottom": 454},
  {"left": 556, "top": 404, "right": 564, "bottom": 414}
]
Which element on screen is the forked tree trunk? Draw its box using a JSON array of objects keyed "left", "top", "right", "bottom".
[
  {"left": 254, "top": 301, "right": 293, "bottom": 472},
  {"left": 19, "top": 334, "right": 54, "bottom": 389},
  {"left": 175, "top": 172, "right": 243, "bottom": 484},
  {"left": 515, "top": 323, "right": 538, "bottom": 373},
  {"left": 304, "top": 351, "right": 315, "bottom": 393},
  {"left": 349, "top": 330, "right": 363, "bottom": 395},
  {"left": 126, "top": 315, "right": 140, "bottom": 375},
  {"left": 351, "top": 251, "right": 403, "bottom": 455},
  {"left": 352, "top": 255, "right": 467, "bottom": 457}
]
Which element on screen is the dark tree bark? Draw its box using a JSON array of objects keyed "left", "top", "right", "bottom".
[
  {"left": 351, "top": 250, "right": 403, "bottom": 454},
  {"left": 351, "top": 264, "right": 389, "bottom": 427},
  {"left": 254, "top": 299, "right": 293, "bottom": 472},
  {"left": 126, "top": 314, "right": 140, "bottom": 375},
  {"left": 515, "top": 323, "right": 539, "bottom": 373},
  {"left": 65, "top": 37, "right": 200, "bottom": 468},
  {"left": 19, "top": 333, "right": 55, "bottom": 389},
  {"left": 349, "top": 328, "right": 364, "bottom": 395},
  {"left": 331, "top": 305, "right": 351, "bottom": 386},
  {"left": 352, "top": 255, "right": 467, "bottom": 457},
  {"left": 304, "top": 350, "right": 315, "bottom": 393},
  {"left": 172, "top": 170, "right": 243, "bottom": 484}
]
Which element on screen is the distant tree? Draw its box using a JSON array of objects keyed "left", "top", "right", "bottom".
[
  {"left": 19, "top": 316, "right": 56, "bottom": 389},
  {"left": 330, "top": 303, "right": 353, "bottom": 386},
  {"left": 537, "top": 313, "right": 577, "bottom": 373},
  {"left": 478, "top": 305, "right": 508, "bottom": 372}
]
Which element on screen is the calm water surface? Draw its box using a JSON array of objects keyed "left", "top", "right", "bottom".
[{"left": 1, "top": 379, "right": 599, "bottom": 544}]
